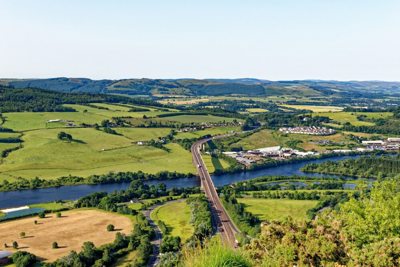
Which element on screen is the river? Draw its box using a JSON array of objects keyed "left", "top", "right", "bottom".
[{"left": 0, "top": 155, "right": 361, "bottom": 209}]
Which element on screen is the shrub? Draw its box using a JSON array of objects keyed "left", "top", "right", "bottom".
[
  {"left": 52, "top": 242, "right": 58, "bottom": 249},
  {"left": 107, "top": 224, "right": 115, "bottom": 232}
]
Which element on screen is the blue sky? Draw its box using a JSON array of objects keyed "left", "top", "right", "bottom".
[{"left": 0, "top": 0, "right": 399, "bottom": 80}]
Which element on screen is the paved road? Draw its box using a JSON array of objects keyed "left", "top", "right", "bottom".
[
  {"left": 191, "top": 137, "right": 240, "bottom": 248},
  {"left": 142, "top": 204, "right": 162, "bottom": 267}
]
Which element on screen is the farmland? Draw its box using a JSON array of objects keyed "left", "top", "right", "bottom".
[
  {"left": 237, "top": 198, "right": 318, "bottom": 221},
  {"left": 314, "top": 111, "right": 392, "bottom": 127},
  {"left": 281, "top": 104, "right": 344, "bottom": 112},
  {"left": 0, "top": 97, "right": 243, "bottom": 183},
  {"left": 0, "top": 127, "right": 195, "bottom": 180},
  {"left": 151, "top": 201, "right": 194, "bottom": 241},
  {"left": 0, "top": 209, "right": 133, "bottom": 262}
]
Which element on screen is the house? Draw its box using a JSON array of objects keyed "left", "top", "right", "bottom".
[
  {"left": 361, "top": 140, "right": 384, "bottom": 146},
  {"left": 387, "top": 138, "right": 400, "bottom": 143}
]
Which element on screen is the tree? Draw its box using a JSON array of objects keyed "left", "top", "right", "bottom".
[
  {"left": 38, "top": 212, "right": 45, "bottom": 218},
  {"left": 11, "top": 251, "right": 37, "bottom": 267},
  {"left": 13, "top": 241, "right": 18, "bottom": 249},
  {"left": 107, "top": 224, "right": 115, "bottom": 232},
  {"left": 57, "top": 131, "right": 72, "bottom": 142},
  {"left": 52, "top": 242, "right": 58, "bottom": 249},
  {"left": 20, "top": 232, "right": 26, "bottom": 239},
  {"left": 56, "top": 212, "right": 62, "bottom": 218}
]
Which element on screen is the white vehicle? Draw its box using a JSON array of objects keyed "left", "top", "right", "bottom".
[{"left": 197, "top": 164, "right": 202, "bottom": 168}]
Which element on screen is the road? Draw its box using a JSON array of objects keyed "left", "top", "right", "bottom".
[
  {"left": 191, "top": 137, "right": 240, "bottom": 248},
  {"left": 142, "top": 204, "right": 162, "bottom": 267}
]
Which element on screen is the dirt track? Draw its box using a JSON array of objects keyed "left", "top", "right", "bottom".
[{"left": 0, "top": 209, "right": 132, "bottom": 262}]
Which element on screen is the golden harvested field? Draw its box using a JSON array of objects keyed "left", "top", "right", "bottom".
[{"left": 0, "top": 209, "right": 133, "bottom": 262}]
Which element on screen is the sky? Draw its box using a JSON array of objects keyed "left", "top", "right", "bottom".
[{"left": 0, "top": 0, "right": 399, "bottom": 81}]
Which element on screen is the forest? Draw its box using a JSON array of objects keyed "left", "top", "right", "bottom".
[{"left": 302, "top": 155, "right": 400, "bottom": 178}]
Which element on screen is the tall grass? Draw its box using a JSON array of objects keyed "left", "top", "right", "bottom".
[{"left": 183, "top": 238, "right": 252, "bottom": 267}]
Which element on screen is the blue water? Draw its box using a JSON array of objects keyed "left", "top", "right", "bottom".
[{"left": 0, "top": 155, "right": 361, "bottom": 209}]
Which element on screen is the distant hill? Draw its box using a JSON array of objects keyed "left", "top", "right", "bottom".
[{"left": 1, "top": 78, "right": 400, "bottom": 97}]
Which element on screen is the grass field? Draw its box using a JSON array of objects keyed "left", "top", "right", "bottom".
[
  {"left": 116, "top": 127, "right": 172, "bottom": 141},
  {"left": 282, "top": 105, "right": 344, "bottom": 112},
  {"left": 0, "top": 128, "right": 195, "bottom": 181},
  {"left": 29, "top": 201, "right": 73, "bottom": 211},
  {"left": 314, "top": 111, "right": 392, "bottom": 126},
  {"left": 151, "top": 201, "right": 194, "bottom": 241},
  {"left": 0, "top": 209, "right": 133, "bottom": 262},
  {"left": 232, "top": 129, "right": 355, "bottom": 152},
  {"left": 237, "top": 198, "right": 318, "bottom": 221},
  {"left": 202, "top": 155, "right": 231, "bottom": 173}
]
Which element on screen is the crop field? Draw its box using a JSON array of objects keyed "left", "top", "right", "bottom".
[
  {"left": 282, "top": 105, "right": 344, "bottom": 112},
  {"left": 158, "top": 114, "right": 238, "bottom": 123},
  {"left": 237, "top": 198, "right": 318, "bottom": 221},
  {"left": 0, "top": 209, "right": 133, "bottom": 262},
  {"left": 314, "top": 111, "right": 392, "bottom": 126},
  {"left": 151, "top": 201, "right": 194, "bottom": 241},
  {"left": 0, "top": 128, "right": 195, "bottom": 181},
  {"left": 232, "top": 129, "right": 355, "bottom": 152},
  {"left": 245, "top": 108, "right": 268, "bottom": 113}
]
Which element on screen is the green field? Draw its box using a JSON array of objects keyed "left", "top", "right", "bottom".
[
  {"left": 237, "top": 198, "right": 318, "bottom": 221},
  {"left": 0, "top": 128, "right": 195, "bottom": 181},
  {"left": 314, "top": 111, "right": 392, "bottom": 126},
  {"left": 151, "top": 201, "right": 194, "bottom": 241},
  {"left": 116, "top": 127, "right": 172, "bottom": 141},
  {"left": 29, "top": 201, "right": 73, "bottom": 211}
]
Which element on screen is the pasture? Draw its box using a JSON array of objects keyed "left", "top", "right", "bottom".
[
  {"left": 237, "top": 198, "right": 317, "bottom": 221},
  {"left": 0, "top": 128, "right": 195, "bottom": 181},
  {"left": 0, "top": 209, "right": 133, "bottom": 262},
  {"left": 282, "top": 104, "right": 344, "bottom": 112},
  {"left": 151, "top": 201, "right": 194, "bottom": 241},
  {"left": 314, "top": 111, "right": 392, "bottom": 126}
]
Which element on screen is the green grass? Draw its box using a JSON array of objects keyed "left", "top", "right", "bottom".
[
  {"left": 0, "top": 143, "right": 20, "bottom": 153},
  {"left": 151, "top": 201, "right": 194, "bottom": 241},
  {"left": 314, "top": 111, "right": 392, "bottom": 126},
  {"left": 116, "top": 127, "right": 172, "bottom": 141},
  {"left": 0, "top": 128, "right": 195, "bottom": 181},
  {"left": 237, "top": 198, "right": 318, "bottom": 221},
  {"left": 202, "top": 155, "right": 231, "bottom": 173},
  {"left": 158, "top": 114, "right": 239, "bottom": 123},
  {"left": 111, "top": 249, "right": 138, "bottom": 267},
  {"left": 29, "top": 201, "right": 73, "bottom": 211},
  {"left": 183, "top": 237, "right": 251, "bottom": 267}
]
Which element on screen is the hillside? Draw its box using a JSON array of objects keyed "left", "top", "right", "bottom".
[{"left": 2, "top": 78, "right": 400, "bottom": 97}]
